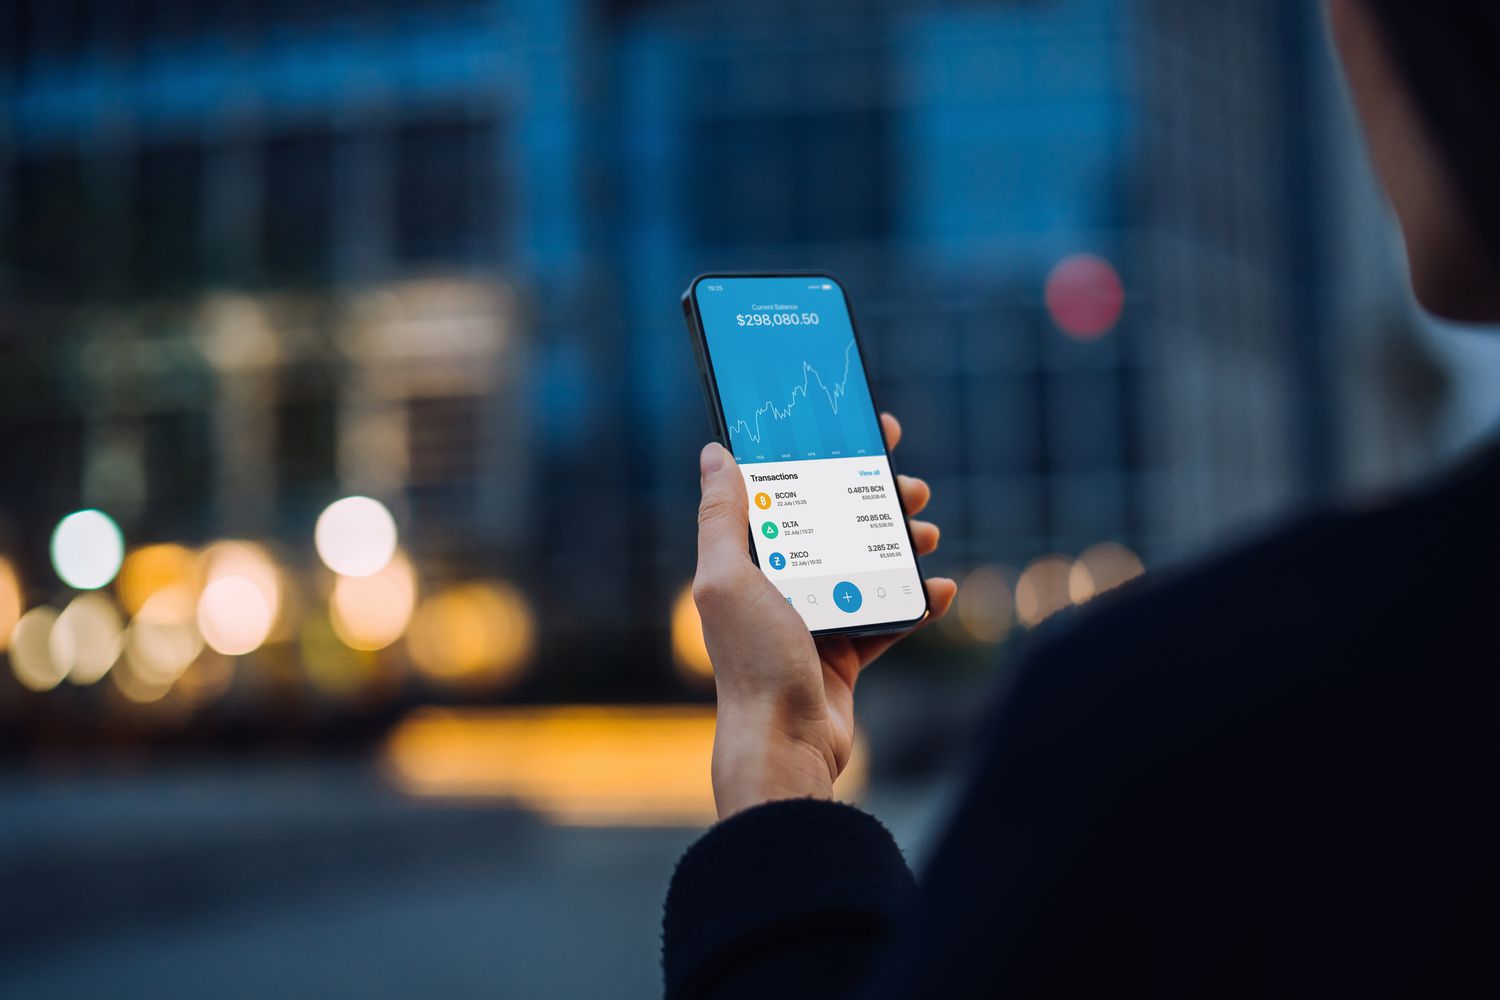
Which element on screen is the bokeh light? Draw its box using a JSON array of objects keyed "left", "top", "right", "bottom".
[
  {"left": 134, "top": 582, "right": 199, "bottom": 627},
  {"left": 406, "top": 581, "right": 534, "bottom": 690},
  {"left": 197, "top": 576, "right": 274, "bottom": 656},
  {"left": 1015, "top": 554, "right": 1075, "bottom": 627},
  {"left": 123, "top": 587, "right": 206, "bottom": 688},
  {"left": 0, "top": 557, "right": 21, "bottom": 652},
  {"left": 200, "top": 541, "right": 283, "bottom": 628},
  {"left": 301, "top": 612, "right": 381, "bottom": 698},
  {"left": 196, "top": 293, "right": 280, "bottom": 371},
  {"left": 111, "top": 658, "right": 174, "bottom": 704},
  {"left": 956, "top": 565, "right": 1015, "bottom": 644},
  {"left": 1044, "top": 253, "right": 1124, "bottom": 340},
  {"left": 117, "top": 543, "right": 199, "bottom": 616},
  {"left": 50, "top": 509, "right": 125, "bottom": 590},
  {"left": 1064, "top": 559, "right": 1096, "bottom": 605},
  {"left": 670, "top": 584, "right": 713, "bottom": 680},
  {"left": 329, "top": 550, "right": 418, "bottom": 651},
  {"left": 172, "top": 652, "right": 236, "bottom": 708},
  {"left": 52, "top": 593, "right": 125, "bottom": 685},
  {"left": 314, "top": 496, "right": 398, "bottom": 577},
  {"left": 1069, "top": 541, "right": 1145, "bottom": 603},
  {"left": 9, "top": 606, "right": 68, "bottom": 692}
]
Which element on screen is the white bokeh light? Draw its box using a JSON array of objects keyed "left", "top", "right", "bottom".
[
  {"left": 197, "top": 576, "right": 274, "bottom": 656},
  {"left": 200, "top": 541, "right": 283, "bottom": 626},
  {"left": 50, "top": 510, "right": 125, "bottom": 590},
  {"left": 314, "top": 496, "right": 398, "bottom": 577}
]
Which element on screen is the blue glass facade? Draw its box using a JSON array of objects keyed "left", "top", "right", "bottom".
[{"left": 0, "top": 0, "right": 1341, "bottom": 702}]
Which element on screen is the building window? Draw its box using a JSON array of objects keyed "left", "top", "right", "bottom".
[
  {"left": 133, "top": 142, "right": 204, "bottom": 294},
  {"left": 274, "top": 373, "right": 339, "bottom": 525},
  {"left": 687, "top": 108, "right": 892, "bottom": 249},
  {"left": 261, "top": 128, "right": 334, "bottom": 285},
  {"left": 394, "top": 118, "right": 498, "bottom": 266},
  {"left": 143, "top": 409, "right": 213, "bottom": 537}
]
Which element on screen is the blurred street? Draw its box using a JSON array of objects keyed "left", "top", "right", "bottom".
[{"left": 0, "top": 761, "right": 952, "bottom": 1000}]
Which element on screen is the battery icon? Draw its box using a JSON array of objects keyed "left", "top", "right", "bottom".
[{"left": 820, "top": 283, "right": 833, "bottom": 290}]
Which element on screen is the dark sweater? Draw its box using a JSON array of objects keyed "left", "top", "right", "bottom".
[{"left": 663, "top": 443, "right": 1499, "bottom": 997}]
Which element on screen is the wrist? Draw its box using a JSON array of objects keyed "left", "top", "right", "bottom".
[{"left": 711, "top": 700, "right": 835, "bottom": 819}]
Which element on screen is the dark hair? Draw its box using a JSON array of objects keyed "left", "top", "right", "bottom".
[{"left": 1364, "top": 2, "right": 1500, "bottom": 259}]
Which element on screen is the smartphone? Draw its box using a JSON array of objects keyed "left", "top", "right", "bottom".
[{"left": 682, "top": 272, "right": 930, "bottom": 637}]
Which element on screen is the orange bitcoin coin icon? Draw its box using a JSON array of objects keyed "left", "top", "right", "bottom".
[{"left": 754, "top": 492, "right": 772, "bottom": 510}]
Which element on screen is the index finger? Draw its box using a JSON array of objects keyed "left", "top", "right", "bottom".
[{"left": 880, "top": 412, "right": 901, "bottom": 452}]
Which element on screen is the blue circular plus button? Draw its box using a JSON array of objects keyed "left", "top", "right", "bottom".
[
  {"left": 832, "top": 581, "right": 862, "bottom": 613},
  {"left": 767, "top": 552, "right": 786, "bottom": 571}
]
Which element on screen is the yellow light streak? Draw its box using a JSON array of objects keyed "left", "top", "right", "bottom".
[{"left": 382, "top": 705, "right": 868, "bottom": 827}]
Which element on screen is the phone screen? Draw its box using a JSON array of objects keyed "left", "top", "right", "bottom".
[{"left": 691, "top": 275, "right": 927, "bottom": 633}]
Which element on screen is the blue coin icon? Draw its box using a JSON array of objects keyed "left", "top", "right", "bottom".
[
  {"left": 832, "top": 581, "right": 862, "bottom": 613},
  {"left": 768, "top": 552, "right": 787, "bottom": 571}
]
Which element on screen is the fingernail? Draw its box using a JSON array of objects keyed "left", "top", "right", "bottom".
[{"left": 700, "top": 442, "right": 726, "bottom": 475}]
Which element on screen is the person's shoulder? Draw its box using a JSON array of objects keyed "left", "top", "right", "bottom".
[
  {"left": 924, "top": 454, "right": 1500, "bottom": 996},
  {"left": 1053, "top": 446, "right": 1492, "bottom": 658},
  {"left": 997, "top": 447, "right": 1499, "bottom": 744}
]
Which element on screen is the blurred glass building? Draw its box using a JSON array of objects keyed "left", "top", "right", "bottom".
[{"left": 0, "top": 0, "right": 1449, "bottom": 736}]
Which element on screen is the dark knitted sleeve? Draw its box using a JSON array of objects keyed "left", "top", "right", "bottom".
[{"left": 661, "top": 798, "right": 916, "bottom": 1000}]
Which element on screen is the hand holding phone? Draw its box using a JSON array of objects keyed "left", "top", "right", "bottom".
[{"left": 682, "top": 273, "right": 956, "bottom": 817}]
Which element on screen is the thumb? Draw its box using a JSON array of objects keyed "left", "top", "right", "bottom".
[{"left": 696, "top": 442, "right": 752, "bottom": 576}]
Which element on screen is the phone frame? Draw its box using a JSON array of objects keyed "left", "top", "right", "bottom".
[{"left": 681, "top": 270, "right": 932, "bottom": 639}]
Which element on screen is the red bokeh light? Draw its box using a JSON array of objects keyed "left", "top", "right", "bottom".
[{"left": 1044, "top": 253, "right": 1124, "bottom": 340}]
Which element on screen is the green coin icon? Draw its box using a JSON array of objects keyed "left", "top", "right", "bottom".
[{"left": 761, "top": 521, "right": 779, "bottom": 539}]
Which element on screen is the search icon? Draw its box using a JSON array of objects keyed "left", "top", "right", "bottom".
[{"left": 806, "top": 594, "right": 818, "bottom": 605}]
